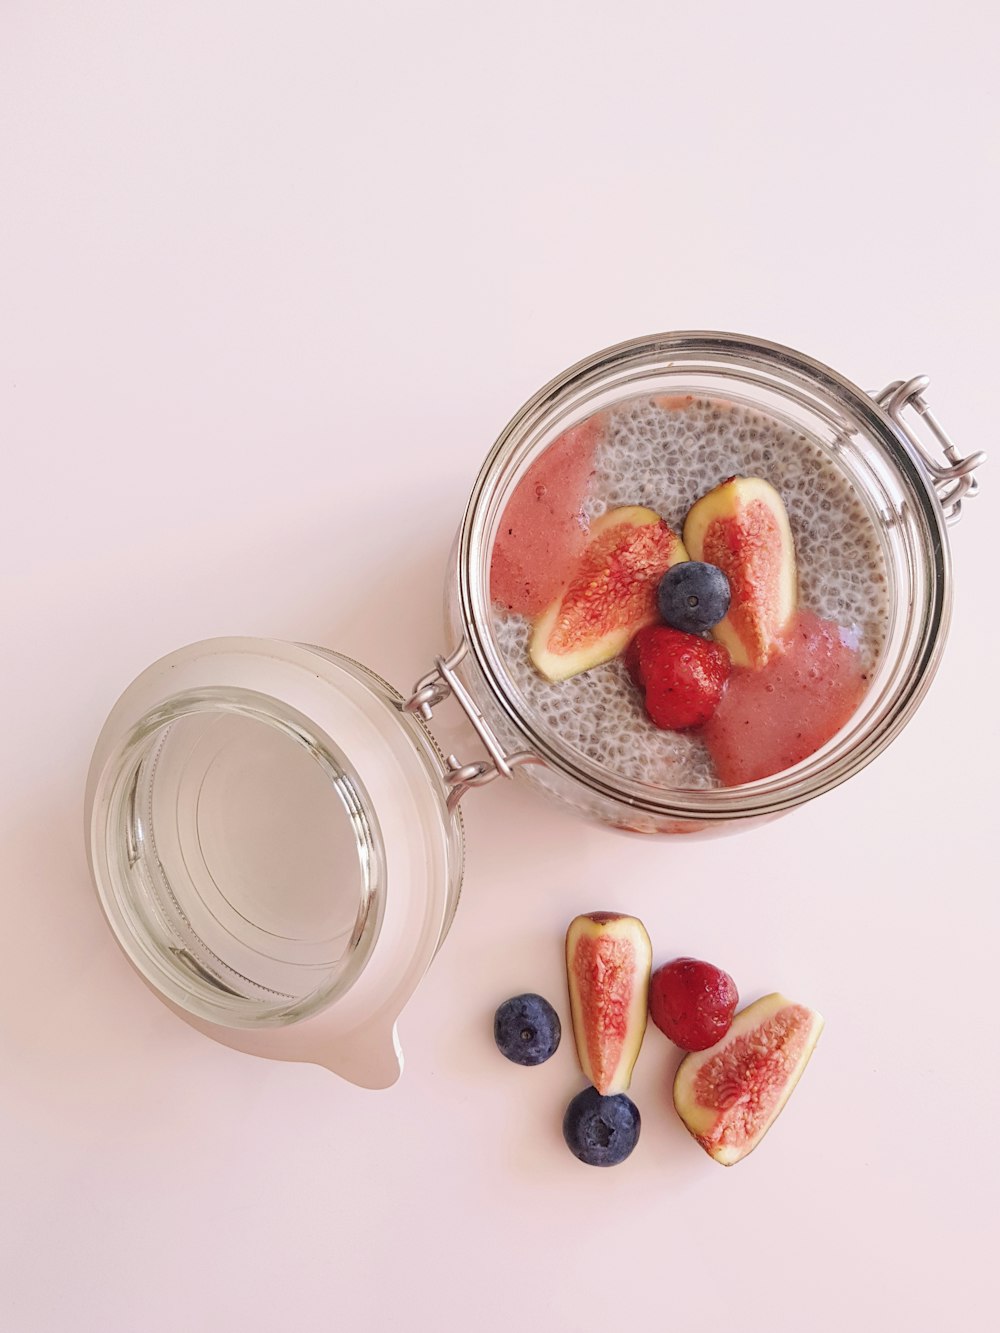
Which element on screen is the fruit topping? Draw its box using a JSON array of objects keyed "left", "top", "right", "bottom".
[
  {"left": 653, "top": 393, "right": 697, "bottom": 412},
  {"left": 490, "top": 418, "right": 600, "bottom": 617},
  {"left": 626, "top": 625, "right": 731, "bottom": 730},
  {"left": 566, "top": 912, "right": 652, "bottom": 1096},
  {"left": 649, "top": 957, "right": 738, "bottom": 1051},
  {"left": 529, "top": 506, "right": 688, "bottom": 682},
  {"left": 702, "top": 610, "right": 867, "bottom": 784},
  {"left": 656, "top": 561, "right": 731, "bottom": 634},
  {"left": 493, "top": 993, "right": 562, "bottom": 1066},
  {"left": 673, "top": 993, "right": 824, "bottom": 1165},
  {"left": 562, "top": 1086, "right": 641, "bottom": 1167},
  {"left": 683, "top": 476, "right": 797, "bottom": 670}
]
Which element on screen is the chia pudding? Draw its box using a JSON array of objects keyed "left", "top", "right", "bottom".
[{"left": 489, "top": 394, "right": 890, "bottom": 790}]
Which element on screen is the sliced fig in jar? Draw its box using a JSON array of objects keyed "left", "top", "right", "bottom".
[
  {"left": 683, "top": 477, "right": 797, "bottom": 670},
  {"left": 530, "top": 506, "right": 688, "bottom": 681},
  {"left": 673, "top": 992, "right": 824, "bottom": 1166},
  {"left": 566, "top": 912, "right": 652, "bottom": 1096},
  {"left": 626, "top": 625, "right": 731, "bottom": 731}
]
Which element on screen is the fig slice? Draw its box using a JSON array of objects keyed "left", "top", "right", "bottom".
[
  {"left": 673, "top": 993, "right": 824, "bottom": 1166},
  {"left": 683, "top": 477, "right": 797, "bottom": 670},
  {"left": 566, "top": 912, "right": 652, "bottom": 1096},
  {"left": 530, "top": 506, "right": 688, "bottom": 681}
]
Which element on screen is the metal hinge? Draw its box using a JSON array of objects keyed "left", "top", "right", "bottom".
[
  {"left": 401, "top": 640, "right": 537, "bottom": 811},
  {"left": 872, "top": 376, "right": 986, "bottom": 524}
]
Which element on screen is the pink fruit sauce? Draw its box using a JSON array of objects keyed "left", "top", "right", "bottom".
[
  {"left": 702, "top": 612, "right": 868, "bottom": 785},
  {"left": 490, "top": 419, "right": 599, "bottom": 616}
]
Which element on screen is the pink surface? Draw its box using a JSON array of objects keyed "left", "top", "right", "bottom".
[{"left": 1, "top": 4, "right": 998, "bottom": 1331}]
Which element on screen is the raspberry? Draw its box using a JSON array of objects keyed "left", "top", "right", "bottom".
[
  {"left": 626, "top": 626, "right": 731, "bottom": 730},
  {"left": 623, "top": 632, "right": 646, "bottom": 688},
  {"left": 649, "top": 958, "right": 739, "bottom": 1051}
]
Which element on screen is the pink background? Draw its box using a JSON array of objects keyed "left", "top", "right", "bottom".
[{"left": 2, "top": 4, "right": 997, "bottom": 1329}]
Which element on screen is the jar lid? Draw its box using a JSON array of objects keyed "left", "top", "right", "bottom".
[{"left": 86, "top": 638, "right": 464, "bottom": 1087}]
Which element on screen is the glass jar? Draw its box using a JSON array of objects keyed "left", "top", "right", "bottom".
[
  {"left": 443, "top": 332, "right": 984, "bottom": 833},
  {"left": 86, "top": 331, "right": 984, "bottom": 1083},
  {"left": 86, "top": 640, "right": 464, "bottom": 1088}
]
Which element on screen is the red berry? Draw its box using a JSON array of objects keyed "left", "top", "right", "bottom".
[
  {"left": 649, "top": 957, "right": 738, "bottom": 1051},
  {"left": 623, "top": 631, "right": 647, "bottom": 688},
  {"left": 626, "top": 626, "right": 730, "bottom": 730}
]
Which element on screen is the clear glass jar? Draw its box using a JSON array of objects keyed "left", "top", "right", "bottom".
[
  {"left": 86, "top": 639, "right": 464, "bottom": 1087},
  {"left": 86, "top": 331, "right": 984, "bottom": 1082},
  {"left": 444, "top": 332, "right": 983, "bottom": 834}
]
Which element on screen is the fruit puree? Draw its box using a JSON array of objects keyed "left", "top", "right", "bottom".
[
  {"left": 702, "top": 611, "right": 868, "bottom": 784},
  {"left": 490, "top": 418, "right": 599, "bottom": 615},
  {"left": 490, "top": 394, "right": 890, "bottom": 789}
]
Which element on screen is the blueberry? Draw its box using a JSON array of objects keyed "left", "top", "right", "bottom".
[
  {"left": 494, "top": 993, "right": 561, "bottom": 1066},
  {"left": 657, "top": 561, "right": 731, "bottom": 634},
  {"left": 562, "top": 1086, "right": 641, "bottom": 1166}
]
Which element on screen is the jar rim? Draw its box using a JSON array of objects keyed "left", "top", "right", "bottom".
[
  {"left": 86, "top": 639, "right": 465, "bottom": 1031},
  {"left": 457, "top": 330, "right": 951, "bottom": 820}
]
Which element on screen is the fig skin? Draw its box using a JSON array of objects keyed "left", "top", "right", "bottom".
[
  {"left": 673, "top": 992, "right": 824, "bottom": 1166},
  {"left": 530, "top": 507, "right": 687, "bottom": 681},
  {"left": 565, "top": 912, "right": 652, "bottom": 1096},
  {"left": 683, "top": 476, "right": 797, "bottom": 670}
]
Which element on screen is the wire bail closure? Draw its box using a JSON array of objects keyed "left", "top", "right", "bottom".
[
  {"left": 873, "top": 376, "right": 986, "bottom": 523},
  {"left": 402, "top": 640, "right": 537, "bottom": 810}
]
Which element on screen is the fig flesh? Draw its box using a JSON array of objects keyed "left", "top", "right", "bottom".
[
  {"left": 673, "top": 992, "right": 824, "bottom": 1165},
  {"left": 530, "top": 506, "right": 688, "bottom": 681},
  {"left": 683, "top": 477, "right": 797, "bottom": 670},
  {"left": 566, "top": 912, "right": 652, "bottom": 1095}
]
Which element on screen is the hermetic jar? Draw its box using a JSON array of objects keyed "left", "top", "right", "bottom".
[{"left": 86, "top": 332, "right": 985, "bottom": 1085}]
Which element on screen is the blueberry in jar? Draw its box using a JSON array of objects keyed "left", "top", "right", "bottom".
[{"left": 657, "top": 561, "right": 731, "bottom": 634}]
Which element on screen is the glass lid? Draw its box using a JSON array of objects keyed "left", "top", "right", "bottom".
[{"left": 86, "top": 638, "right": 462, "bottom": 1044}]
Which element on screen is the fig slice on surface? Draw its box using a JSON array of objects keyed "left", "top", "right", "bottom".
[
  {"left": 566, "top": 912, "right": 652, "bottom": 1096},
  {"left": 530, "top": 506, "right": 688, "bottom": 681},
  {"left": 673, "top": 992, "right": 824, "bottom": 1166},
  {"left": 683, "top": 477, "right": 797, "bottom": 670}
]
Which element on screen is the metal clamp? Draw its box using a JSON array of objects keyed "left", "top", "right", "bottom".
[
  {"left": 402, "top": 640, "right": 537, "bottom": 811},
  {"left": 872, "top": 376, "right": 986, "bottom": 524}
]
